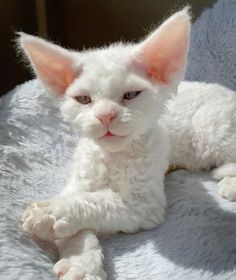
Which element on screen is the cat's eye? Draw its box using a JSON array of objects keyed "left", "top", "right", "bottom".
[
  {"left": 123, "top": 91, "right": 142, "bottom": 100},
  {"left": 74, "top": 95, "right": 92, "bottom": 104}
]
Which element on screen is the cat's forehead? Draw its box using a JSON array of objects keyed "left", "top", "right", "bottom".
[
  {"left": 71, "top": 44, "right": 143, "bottom": 96},
  {"left": 81, "top": 44, "right": 135, "bottom": 73}
]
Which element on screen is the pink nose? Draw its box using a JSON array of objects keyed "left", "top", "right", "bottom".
[{"left": 96, "top": 112, "right": 117, "bottom": 125}]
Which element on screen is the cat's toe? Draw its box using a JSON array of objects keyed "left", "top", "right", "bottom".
[
  {"left": 22, "top": 215, "right": 34, "bottom": 232},
  {"left": 53, "top": 219, "right": 71, "bottom": 239},
  {"left": 22, "top": 207, "right": 41, "bottom": 232},
  {"left": 21, "top": 209, "right": 32, "bottom": 223},
  {"left": 54, "top": 258, "right": 84, "bottom": 280},
  {"left": 54, "top": 257, "right": 106, "bottom": 280},
  {"left": 218, "top": 176, "right": 236, "bottom": 201},
  {"left": 54, "top": 259, "right": 71, "bottom": 278},
  {"left": 33, "top": 214, "right": 57, "bottom": 240}
]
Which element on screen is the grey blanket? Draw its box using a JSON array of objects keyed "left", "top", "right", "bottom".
[{"left": 1, "top": 0, "right": 236, "bottom": 279}]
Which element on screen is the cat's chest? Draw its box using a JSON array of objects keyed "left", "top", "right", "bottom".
[
  {"left": 76, "top": 145, "right": 153, "bottom": 193},
  {"left": 72, "top": 131, "right": 167, "bottom": 194}
]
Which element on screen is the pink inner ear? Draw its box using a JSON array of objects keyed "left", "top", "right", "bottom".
[
  {"left": 145, "top": 42, "right": 187, "bottom": 84},
  {"left": 37, "top": 62, "right": 75, "bottom": 95},
  {"left": 135, "top": 12, "right": 190, "bottom": 86},
  {"left": 24, "top": 42, "right": 76, "bottom": 96}
]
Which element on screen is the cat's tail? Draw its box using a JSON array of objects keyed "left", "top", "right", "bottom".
[{"left": 211, "top": 163, "right": 236, "bottom": 180}]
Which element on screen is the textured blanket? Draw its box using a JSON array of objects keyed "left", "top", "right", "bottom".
[{"left": 1, "top": 0, "right": 236, "bottom": 279}]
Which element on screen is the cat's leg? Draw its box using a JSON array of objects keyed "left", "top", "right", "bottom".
[
  {"left": 22, "top": 188, "right": 165, "bottom": 240},
  {"left": 211, "top": 163, "right": 236, "bottom": 201},
  {"left": 54, "top": 230, "right": 106, "bottom": 280}
]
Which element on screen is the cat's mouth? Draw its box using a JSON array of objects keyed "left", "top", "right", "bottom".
[
  {"left": 99, "top": 131, "right": 125, "bottom": 139},
  {"left": 96, "top": 130, "right": 132, "bottom": 152},
  {"left": 104, "top": 131, "right": 117, "bottom": 137}
]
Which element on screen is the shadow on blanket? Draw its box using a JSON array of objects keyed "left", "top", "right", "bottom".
[{"left": 102, "top": 171, "right": 236, "bottom": 279}]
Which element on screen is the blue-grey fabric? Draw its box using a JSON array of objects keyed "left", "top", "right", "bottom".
[
  {"left": 186, "top": 0, "right": 236, "bottom": 90},
  {"left": 1, "top": 0, "right": 236, "bottom": 279}
]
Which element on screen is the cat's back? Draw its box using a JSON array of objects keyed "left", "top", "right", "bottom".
[
  {"left": 171, "top": 81, "right": 236, "bottom": 111},
  {"left": 162, "top": 81, "right": 236, "bottom": 170}
]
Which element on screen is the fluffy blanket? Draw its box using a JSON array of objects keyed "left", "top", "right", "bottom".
[{"left": 1, "top": 0, "right": 236, "bottom": 279}]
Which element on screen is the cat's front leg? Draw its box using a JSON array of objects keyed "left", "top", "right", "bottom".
[
  {"left": 22, "top": 188, "right": 165, "bottom": 240},
  {"left": 54, "top": 230, "right": 107, "bottom": 280}
]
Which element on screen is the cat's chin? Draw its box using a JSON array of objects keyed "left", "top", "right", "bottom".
[{"left": 95, "top": 135, "right": 132, "bottom": 153}]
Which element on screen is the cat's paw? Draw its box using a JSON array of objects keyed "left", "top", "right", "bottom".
[
  {"left": 22, "top": 200, "right": 73, "bottom": 240},
  {"left": 54, "top": 257, "right": 107, "bottom": 280},
  {"left": 218, "top": 176, "right": 236, "bottom": 201}
]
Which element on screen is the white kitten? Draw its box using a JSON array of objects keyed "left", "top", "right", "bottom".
[
  {"left": 162, "top": 81, "right": 236, "bottom": 201},
  {"left": 19, "top": 9, "right": 190, "bottom": 280}
]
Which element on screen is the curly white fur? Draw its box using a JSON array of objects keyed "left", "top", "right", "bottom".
[
  {"left": 19, "top": 9, "right": 193, "bottom": 280},
  {"left": 162, "top": 81, "right": 236, "bottom": 201},
  {"left": 18, "top": 6, "right": 236, "bottom": 278}
]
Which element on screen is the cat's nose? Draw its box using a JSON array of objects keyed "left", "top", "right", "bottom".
[{"left": 96, "top": 112, "right": 117, "bottom": 126}]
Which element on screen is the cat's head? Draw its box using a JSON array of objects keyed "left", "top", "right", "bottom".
[{"left": 18, "top": 8, "right": 190, "bottom": 152}]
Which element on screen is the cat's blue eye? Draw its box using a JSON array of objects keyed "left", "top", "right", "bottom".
[
  {"left": 74, "top": 95, "right": 92, "bottom": 104},
  {"left": 123, "top": 91, "right": 142, "bottom": 100}
]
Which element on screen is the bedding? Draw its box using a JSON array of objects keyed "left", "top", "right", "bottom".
[{"left": 1, "top": 0, "right": 236, "bottom": 279}]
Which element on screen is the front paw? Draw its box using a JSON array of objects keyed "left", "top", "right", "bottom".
[
  {"left": 218, "top": 176, "right": 236, "bottom": 201},
  {"left": 54, "top": 257, "right": 107, "bottom": 280},
  {"left": 22, "top": 200, "right": 73, "bottom": 240}
]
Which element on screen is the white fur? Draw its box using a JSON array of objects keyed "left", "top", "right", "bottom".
[
  {"left": 211, "top": 163, "right": 236, "bottom": 180},
  {"left": 19, "top": 7, "right": 236, "bottom": 279},
  {"left": 60, "top": 45, "right": 169, "bottom": 153},
  {"left": 161, "top": 81, "right": 236, "bottom": 201},
  {"left": 162, "top": 81, "right": 236, "bottom": 170},
  {"left": 20, "top": 9, "right": 190, "bottom": 280}
]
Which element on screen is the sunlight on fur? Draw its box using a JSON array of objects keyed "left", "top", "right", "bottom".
[{"left": 18, "top": 7, "right": 236, "bottom": 280}]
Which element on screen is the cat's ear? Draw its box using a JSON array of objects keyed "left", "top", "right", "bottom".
[
  {"left": 18, "top": 33, "right": 79, "bottom": 96},
  {"left": 134, "top": 8, "right": 191, "bottom": 89}
]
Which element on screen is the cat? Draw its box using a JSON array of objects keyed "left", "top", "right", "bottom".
[
  {"left": 19, "top": 8, "right": 191, "bottom": 280},
  {"left": 161, "top": 81, "right": 236, "bottom": 202}
]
